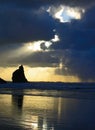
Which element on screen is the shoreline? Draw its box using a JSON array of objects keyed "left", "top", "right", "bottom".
[{"left": 0, "top": 82, "right": 95, "bottom": 90}]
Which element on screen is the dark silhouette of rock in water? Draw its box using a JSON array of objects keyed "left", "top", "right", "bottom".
[
  {"left": 12, "top": 94, "right": 23, "bottom": 109},
  {"left": 0, "top": 78, "right": 7, "bottom": 83},
  {"left": 12, "top": 65, "right": 28, "bottom": 83}
]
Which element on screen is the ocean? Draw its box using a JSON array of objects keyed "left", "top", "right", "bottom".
[{"left": 0, "top": 82, "right": 95, "bottom": 130}]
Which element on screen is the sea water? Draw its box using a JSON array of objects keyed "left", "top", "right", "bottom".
[{"left": 0, "top": 83, "right": 95, "bottom": 130}]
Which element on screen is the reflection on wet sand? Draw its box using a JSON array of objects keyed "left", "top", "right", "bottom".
[
  {"left": 9, "top": 94, "right": 61, "bottom": 130},
  {"left": 0, "top": 91, "right": 95, "bottom": 130},
  {"left": 12, "top": 94, "right": 23, "bottom": 109},
  {"left": 22, "top": 96, "right": 59, "bottom": 130}
]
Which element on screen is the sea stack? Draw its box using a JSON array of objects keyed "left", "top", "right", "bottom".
[{"left": 12, "top": 65, "right": 28, "bottom": 83}]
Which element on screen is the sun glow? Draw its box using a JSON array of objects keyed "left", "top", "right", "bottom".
[
  {"left": 24, "top": 34, "right": 60, "bottom": 52},
  {"left": 44, "top": 41, "right": 52, "bottom": 48},
  {"left": 51, "top": 34, "right": 60, "bottom": 42},
  {"left": 54, "top": 6, "right": 83, "bottom": 22},
  {"left": 27, "top": 43, "right": 33, "bottom": 50},
  {"left": 0, "top": 66, "right": 80, "bottom": 82},
  {"left": 27, "top": 41, "right": 44, "bottom": 51},
  {"left": 47, "top": 5, "right": 85, "bottom": 23}
]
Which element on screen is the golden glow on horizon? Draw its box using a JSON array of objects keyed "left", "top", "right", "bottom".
[{"left": 0, "top": 66, "right": 80, "bottom": 82}]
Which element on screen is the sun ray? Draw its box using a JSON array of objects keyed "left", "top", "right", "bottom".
[{"left": 26, "top": 41, "right": 44, "bottom": 51}]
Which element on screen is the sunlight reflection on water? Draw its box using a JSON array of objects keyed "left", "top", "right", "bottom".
[{"left": 0, "top": 89, "right": 95, "bottom": 130}]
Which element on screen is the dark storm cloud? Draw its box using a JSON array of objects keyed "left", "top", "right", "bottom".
[
  {"left": 53, "top": 6, "right": 95, "bottom": 81},
  {"left": 0, "top": 0, "right": 95, "bottom": 7},
  {"left": 0, "top": 5, "right": 55, "bottom": 44},
  {"left": 50, "top": 5, "right": 95, "bottom": 50},
  {"left": 16, "top": 51, "right": 59, "bottom": 67},
  {"left": 0, "top": 0, "right": 95, "bottom": 81},
  {"left": 55, "top": 49, "right": 95, "bottom": 81},
  {"left": 0, "top": 0, "right": 95, "bottom": 44},
  {"left": 0, "top": 49, "right": 59, "bottom": 67},
  {"left": 51, "top": 23, "right": 95, "bottom": 50}
]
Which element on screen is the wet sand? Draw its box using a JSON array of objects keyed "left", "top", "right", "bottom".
[{"left": 0, "top": 89, "right": 95, "bottom": 130}]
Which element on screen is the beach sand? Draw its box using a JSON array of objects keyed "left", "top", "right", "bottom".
[{"left": 0, "top": 88, "right": 95, "bottom": 130}]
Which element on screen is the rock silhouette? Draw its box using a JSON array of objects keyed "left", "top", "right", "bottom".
[
  {"left": 0, "top": 78, "right": 7, "bottom": 83},
  {"left": 12, "top": 65, "right": 28, "bottom": 83}
]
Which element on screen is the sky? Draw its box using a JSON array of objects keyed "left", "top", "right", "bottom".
[{"left": 0, "top": 0, "right": 95, "bottom": 82}]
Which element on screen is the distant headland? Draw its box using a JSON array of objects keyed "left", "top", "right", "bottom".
[{"left": 0, "top": 78, "right": 7, "bottom": 84}]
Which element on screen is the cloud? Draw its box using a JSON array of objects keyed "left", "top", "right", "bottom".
[
  {"left": 50, "top": 6, "right": 95, "bottom": 51},
  {"left": 1, "top": 0, "right": 95, "bottom": 8},
  {"left": 0, "top": 4, "right": 55, "bottom": 44},
  {"left": 55, "top": 49, "right": 95, "bottom": 81},
  {"left": 0, "top": 1, "right": 95, "bottom": 82},
  {"left": 0, "top": 43, "right": 60, "bottom": 67},
  {"left": 47, "top": 5, "right": 85, "bottom": 23},
  {"left": 0, "top": 0, "right": 95, "bottom": 44},
  {"left": 53, "top": 6, "right": 95, "bottom": 81},
  {"left": 17, "top": 51, "right": 59, "bottom": 67}
]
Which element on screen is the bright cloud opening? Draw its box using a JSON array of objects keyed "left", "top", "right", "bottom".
[
  {"left": 51, "top": 34, "right": 60, "bottom": 42},
  {"left": 44, "top": 41, "right": 52, "bottom": 48},
  {"left": 25, "top": 34, "right": 60, "bottom": 52},
  {"left": 26, "top": 41, "right": 44, "bottom": 51},
  {"left": 47, "top": 5, "right": 85, "bottom": 23}
]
